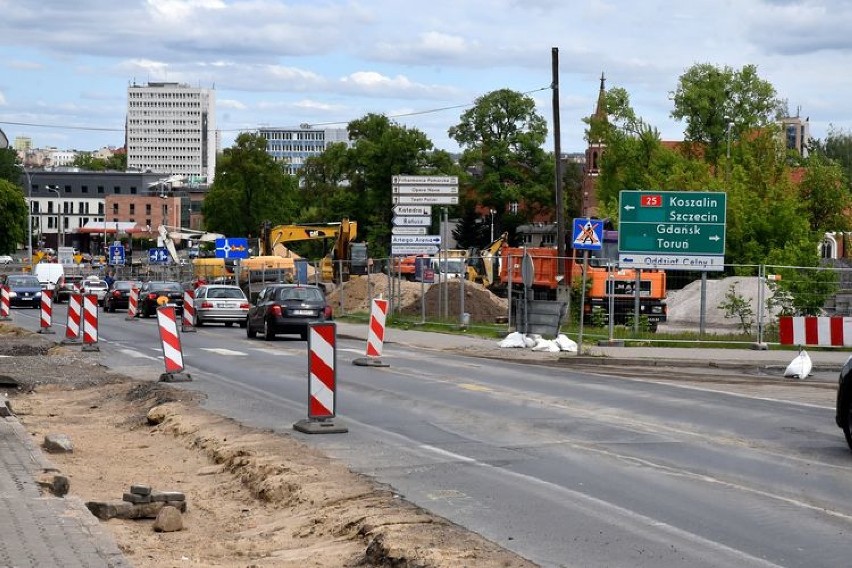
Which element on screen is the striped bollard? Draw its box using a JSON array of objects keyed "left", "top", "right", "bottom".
[
  {"left": 81, "top": 294, "right": 99, "bottom": 352},
  {"left": 353, "top": 298, "right": 390, "bottom": 367},
  {"left": 38, "top": 290, "right": 55, "bottom": 334},
  {"left": 61, "top": 293, "right": 83, "bottom": 344},
  {"left": 294, "top": 321, "right": 347, "bottom": 434},
  {"left": 126, "top": 286, "right": 139, "bottom": 321},
  {"left": 181, "top": 289, "right": 196, "bottom": 332},
  {"left": 0, "top": 285, "right": 10, "bottom": 320},
  {"left": 157, "top": 306, "right": 192, "bottom": 382}
]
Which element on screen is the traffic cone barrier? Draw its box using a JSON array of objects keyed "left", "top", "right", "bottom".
[
  {"left": 353, "top": 298, "right": 390, "bottom": 367},
  {"left": 38, "top": 290, "right": 55, "bottom": 334},
  {"left": 81, "top": 294, "right": 99, "bottom": 351},
  {"left": 157, "top": 306, "right": 191, "bottom": 382},
  {"left": 294, "top": 322, "right": 347, "bottom": 434}
]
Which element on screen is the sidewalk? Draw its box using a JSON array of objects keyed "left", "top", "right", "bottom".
[
  {"left": 334, "top": 320, "right": 852, "bottom": 375},
  {"left": 0, "top": 406, "right": 128, "bottom": 568}
]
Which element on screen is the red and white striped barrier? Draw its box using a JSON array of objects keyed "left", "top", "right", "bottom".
[
  {"left": 62, "top": 293, "right": 82, "bottom": 343},
  {"left": 126, "top": 286, "right": 139, "bottom": 321},
  {"left": 778, "top": 316, "right": 852, "bottom": 347},
  {"left": 81, "top": 294, "right": 99, "bottom": 351},
  {"left": 39, "top": 290, "right": 55, "bottom": 334},
  {"left": 157, "top": 306, "right": 191, "bottom": 382},
  {"left": 294, "top": 322, "right": 347, "bottom": 434},
  {"left": 181, "top": 289, "right": 195, "bottom": 332},
  {"left": 366, "top": 298, "right": 388, "bottom": 357},
  {"left": 0, "top": 285, "right": 11, "bottom": 320}
]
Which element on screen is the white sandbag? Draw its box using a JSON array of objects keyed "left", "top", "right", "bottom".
[
  {"left": 784, "top": 350, "right": 812, "bottom": 379},
  {"left": 499, "top": 332, "right": 528, "bottom": 348},
  {"left": 524, "top": 334, "right": 540, "bottom": 348},
  {"left": 532, "top": 338, "right": 561, "bottom": 352},
  {"left": 554, "top": 334, "right": 578, "bottom": 352}
]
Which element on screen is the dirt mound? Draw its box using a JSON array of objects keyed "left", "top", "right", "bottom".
[{"left": 328, "top": 275, "right": 509, "bottom": 324}]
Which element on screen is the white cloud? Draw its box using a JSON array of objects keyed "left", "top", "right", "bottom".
[{"left": 219, "top": 99, "right": 247, "bottom": 110}]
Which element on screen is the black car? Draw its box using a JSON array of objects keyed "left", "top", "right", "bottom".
[
  {"left": 137, "top": 281, "right": 184, "bottom": 318},
  {"left": 104, "top": 280, "right": 140, "bottom": 313},
  {"left": 54, "top": 274, "right": 84, "bottom": 303},
  {"left": 246, "top": 284, "right": 331, "bottom": 340},
  {"left": 836, "top": 356, "right": 852, "bottom": 450}
]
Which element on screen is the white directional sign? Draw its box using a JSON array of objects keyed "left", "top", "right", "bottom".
[
  {"left": 391, "top": 245, "right": 439, "bottom": 255},
  {"left": 391, "top": 235, "right": 441, "bottom": 245},
  {"left": 392, "top": 215, "right": 431, "bottom": 226},
  {"left": 393, "top": 194, "right": 459, "bottom": 205},
  {"left": 392, "top": 175, "right": 458, "bottom": 185},
  {"left": 392, "top": 205, "right": 432, "bottom": 216},
  {"left": 392, "top": 185, "right": 458, "bottom": 195},
  {"left": 391, "top": 226, "right": 427, "bottom": 235}
]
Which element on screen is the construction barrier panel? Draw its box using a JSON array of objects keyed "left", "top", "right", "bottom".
[
  {"left": 366, "top": 298, "right": 389, "bottom": 357},
  {"left": 157, "top": 306, "right": 191, "bottom": 382},
  {"left": 778, "top": 315, "right": 852, "bottom": 347},
  {"left": 181, "top": 289, "right": 196, "bottom": 332},
  {"left": 38, "top": 290, "right": 55, "bottom": 334},
  {"left": 0, "top": 285, "right": 11, "bottom": 320},
  {"left": 126, "top": 286, "right": 139, "bottom": 321},
  {"left": 63, "top": 293, "right": 82, "bottom": 343},
  {"left": 294, "top": 322, "right": 347, "bottom": 434},
  {"left": 82, "top": 294, "right": 99, "bottom": 351}
]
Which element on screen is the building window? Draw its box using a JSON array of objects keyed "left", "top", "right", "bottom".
[
  {"left": 82, "top": 185, "right": 89, "bottom": 194},
  {"left": 114, "top": 186, "right": 121, "bottom": 194},
  {"left": 130, "top": 186, "right": 137, "bottom": 195},
  {"left": 129, "top": 204, "right": 135, "bottom": 214},
  {"left": 145, "top": 204, "right": 151, "bottom": 215},
  {"left": 64, "top": 185, "right": 71, "bottom": 193},
  {"left": 97, "top": 186, "right": 104, "bottom": 194},
  {"left": 112, "top": 204, "right": 119, "bottom": 214}
]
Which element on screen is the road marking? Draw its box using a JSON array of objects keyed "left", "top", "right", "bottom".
[
  {"left": 118, "top": 348, "right": 160, "bottom": 361},
  {"left": 458, "top": 383, "right": 493, "bottom": 392},
  {"left": 200, "top": 348, "right": 247, "bottom": 357}
]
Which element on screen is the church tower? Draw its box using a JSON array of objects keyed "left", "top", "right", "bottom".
[{"left": 582, "top": 73, "right": 607, "bottom": 216}]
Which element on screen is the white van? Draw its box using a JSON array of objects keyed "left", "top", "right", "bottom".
[{"left": 33, "top": 263, "right": 65, "bottom": 291}]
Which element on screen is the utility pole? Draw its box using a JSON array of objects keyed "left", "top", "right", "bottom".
[{"left": 551, "top": 47, "right": 565, "bottom": 276}]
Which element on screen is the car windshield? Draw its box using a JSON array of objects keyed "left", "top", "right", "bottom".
[
  {"left": 8, "top": 276, "right": 39, "bottom": 287},
  {"left": 86, "top": 282, "right": 107, "bottom": 289},
  {"left": 277, "top": 287, "right": 323, "bottom": 302},
  {"left": 207, "top": 288, "right": 245, "bottom": 299},
  {"left": 114, "top": 282, "right": 135, "bottom": 290}
]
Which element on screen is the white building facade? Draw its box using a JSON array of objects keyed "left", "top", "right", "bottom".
[
  {"left": 259, "top": 126, "right": 349, "bottom": 175},
  {"left": 126, "top": 82, "right": 217, "bottom": 182}
]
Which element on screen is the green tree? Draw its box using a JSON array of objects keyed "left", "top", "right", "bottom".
[
  {"left": 0, "top": 148, "right": 20, "bottom": 184},
  {"left": 448, "top": 89, "right": 554, "bottom": 227},
  {"left": 799, "top": 152, "right": 852, "bottom": 233},
  {"left": 670, "top": 63, "right": 783, "bottom": 171},
  {"left": 202, "top": 133, "right": 298, "bottom": 238},
  {"left": 72, "top": 151, "right": 127, "bottom": 172},
  {"left": 0, "top": 179, "right": 28, "bottom": 254},
  {"left": 811, "top": 125, "right": 852, "bottom": 190}
]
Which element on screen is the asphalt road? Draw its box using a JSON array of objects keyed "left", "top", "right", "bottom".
[{"left": 9, "top": 306, "right": 852, "bottom": 568}]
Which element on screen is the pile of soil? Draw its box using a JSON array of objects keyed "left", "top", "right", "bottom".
[{"left": 327, "top": 275, "right": 509, "bottom": 324}]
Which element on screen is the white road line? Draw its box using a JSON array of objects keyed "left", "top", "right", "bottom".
[
  {"left": 199, "top": 348, "right": 247, "bottom": 356},
  {"left": 118, "top": 348, "right": 160, "bottom": 361}
]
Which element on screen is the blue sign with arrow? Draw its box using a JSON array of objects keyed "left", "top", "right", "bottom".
[
  {"left": 215, "top": 237, "right": 250, "bottom": 259},
  {"left": 148, "top": 247, "right": 170, "bottom": 264}
]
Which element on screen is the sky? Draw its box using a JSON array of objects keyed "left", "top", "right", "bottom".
[{"left": 1, "top": 0, "right": 851, "bottom": 156}]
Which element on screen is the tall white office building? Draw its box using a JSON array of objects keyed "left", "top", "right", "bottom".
[
  {"left": 126, "top": 82, "right": 217, "bottom": 182},
  {"left": 259, "top": 126, "right": 350, "bottom": 175}
]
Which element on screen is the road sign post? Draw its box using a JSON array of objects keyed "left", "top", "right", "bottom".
[{"left": 618, "top": 190, "right": 727, "bottom": 271}]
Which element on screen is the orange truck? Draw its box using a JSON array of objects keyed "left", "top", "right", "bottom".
[{"left": 497, "top": 244, "right": 667, "bottom": 330}]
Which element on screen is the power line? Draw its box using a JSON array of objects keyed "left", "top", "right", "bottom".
[{"left": 0, "top": 85, "right": 554, "bottom": 134}]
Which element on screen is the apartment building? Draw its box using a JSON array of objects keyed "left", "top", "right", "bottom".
[
  {"left": 259, "top": 126, "right": 349, "bottom": 175},
  {"left": 126, "top": 81, "right": 217, "bottom": 181}
]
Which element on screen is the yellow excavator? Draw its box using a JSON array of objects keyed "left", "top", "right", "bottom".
[
  {"left": 466, "top": 232, "right": 508, "bottom": 286},
  {"left": 258, "top": 219, "right": 365, "bottom": 283}
]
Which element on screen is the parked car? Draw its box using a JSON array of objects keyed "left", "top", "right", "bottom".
[
  {"left": 54, "top": 274, "right": 85, "bottom": 303},
  {"left": 4, "top": 274, "right": 42, "bottom": 308},
  {"left": 246, "top": 284, "right": 331, "bottom": 340},
  {"left": 103, "top": 280, "right": 140, "bottom": 313},
  {"left": 137, "top": 281, "right": 184, "bottom": 318},
  {"left": 193, "top": 284, "right": 249, "bottom": 327},
  {"left": 0, "top": 255, "right": 13, "bottom": 265},
  {"left": 81, "top": 277, "right": 109, "bottom": 306}
]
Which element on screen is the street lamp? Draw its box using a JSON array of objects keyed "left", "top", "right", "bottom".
[
  {"left": 725, "top": 118, "right": 734, "bottom": 183},
  {"left": 46, "top": 185, "right": 62, "bottom": 249},
  {"left": 17, "top": 166, "right": 33, "bottom": 267},
  {"left": 489, "top": 209, "right": 496, "bottom": 242}
]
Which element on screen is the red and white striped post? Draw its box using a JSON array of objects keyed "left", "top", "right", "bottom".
[
  {"left": 125, "top": 286, "right": 139, "bottom": 321},
  {"left": 294, "top": 322, "right": 347, "bottom": 434},
  {"left": 352, "top": 298, "right": 390, "bottom": 367},
  {"left": 181, "top": 289, "right": 196, "bottom": 332},
  {"left": 81, "top": 294, "right": 99, "bottom": 351},
  {"left": 157, "top": 306, "right": 192, "bottom": 382},
  {"left": 61, "top": 293, "right": 82, "bottom": 344},
  {"left": 0, "top": 285, "right": 11, "bottom": 320},
  {"left": 38, "top": 290, "right": 55, "bottom": 334}
]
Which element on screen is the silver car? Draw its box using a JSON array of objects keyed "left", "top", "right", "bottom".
[
  {"left": 81, "top": 278, "right": 109, "bottom": 305},
  {"left": 193, "top": 284, "right": 249, "bottom": 327}
]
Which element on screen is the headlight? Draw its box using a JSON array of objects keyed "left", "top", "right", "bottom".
[{"left": 8, "top": 291, "right": 17, "bottom": 298}]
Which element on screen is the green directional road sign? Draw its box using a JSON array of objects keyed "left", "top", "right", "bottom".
[{"left": 618, "top": 190, "right": 727, "bottom": 271}]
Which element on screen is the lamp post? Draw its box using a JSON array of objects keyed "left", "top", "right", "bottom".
[
  {"left": 725, "top": 120, "right": 734, "bottom": 183},
  {"left": 489, "top": 209, "right": 496, "bottom": 242},
  {"left": 17, "top": 166, "right": 33, "bottom": 267},
  {"left": 46, "top": 185, "right": 62, "bottom": 249}
]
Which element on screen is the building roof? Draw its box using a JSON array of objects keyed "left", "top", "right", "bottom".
[{"left": 76, "top": 221, "right": 143, "bottom": 234}]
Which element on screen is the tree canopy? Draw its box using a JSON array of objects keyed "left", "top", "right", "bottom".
[
  {"left": 202, "top": 133, "right": 299, "bottom": 239},
  {"left": 0, "top": 179, "right": 28, "bottom": 254}
]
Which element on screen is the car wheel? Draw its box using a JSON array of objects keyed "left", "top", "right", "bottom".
[
  {"left": 263, "top": 318, "right": 275, "bottom": 341},
  {"left": 844, "top": 402, "right": 852, "bottom": 451},
  {"left": 246, "top": 319, "right": 256, "bottom": 338}
]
